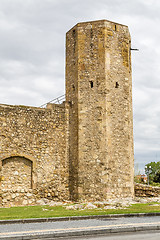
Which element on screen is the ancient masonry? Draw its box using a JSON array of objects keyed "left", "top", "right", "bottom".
[{"left": 0, "top": 20, "right": 134, "bottom": 207}]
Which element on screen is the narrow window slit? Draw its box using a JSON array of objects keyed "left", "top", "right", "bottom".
[
  {"left": 91, "top": 28, "right": 93, "bottom": 38},
  {"left": 115, "top": 82, "right": 119, "bottom": 88},
  {"left": 72, "top": 84, "right": 75, "bottom": 91},
  {"left": 90, "top": 81, "right": 93, "bottom": 88}
]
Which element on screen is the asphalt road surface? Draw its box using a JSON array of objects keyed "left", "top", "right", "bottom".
[
  {"left": 1, "top": 216, "right": 160, "bottom": 239},
  {"left": 49, "top": 231, "right": 160, "bottom": 240}
]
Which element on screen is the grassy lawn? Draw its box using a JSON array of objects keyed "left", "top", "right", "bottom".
[{"left": 0, "top": 203, "right": 160, "bottom": 220}]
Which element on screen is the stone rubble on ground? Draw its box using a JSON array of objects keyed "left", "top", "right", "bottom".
[
  {"left": 2, "top": 195, "right": 160, "bottom": 210},
  {"left": 85, "top": 203, "right": 97, "bottom": 209},
  {"left": 40, "top": 197, "right": 160, "bottom": 211},
  {"left": 0, "top": 196, "right": 160, "bottom": 210},
  {"left": 48, "top": 201, "right": 64, "bottom": 207}
]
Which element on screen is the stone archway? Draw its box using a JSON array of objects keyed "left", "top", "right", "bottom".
[{"left": 1, "top": 156, "right": 33, "bottom": 191}]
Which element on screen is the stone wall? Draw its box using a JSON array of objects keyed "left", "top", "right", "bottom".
[
  {"left": 0, "top": 103, "right": 69, "bottom": 207},
  {"left": 135, "top": 183, "right": 160, "bottom": 197},
  {"left": 0, "top": 19, "right": 134, "bottom": 207}
]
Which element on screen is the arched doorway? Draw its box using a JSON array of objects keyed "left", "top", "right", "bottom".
[{"left": 1, "top": 156, "right": 33, "bottom": 190}]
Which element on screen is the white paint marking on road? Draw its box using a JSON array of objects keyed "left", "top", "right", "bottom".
[{"left": 0, "top": 221, "right": 160, "bottom": 236}]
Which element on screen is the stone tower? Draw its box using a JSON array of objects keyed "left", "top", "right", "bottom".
[{"left": 66, "top": 20, "right": 134, "bottom": 201}]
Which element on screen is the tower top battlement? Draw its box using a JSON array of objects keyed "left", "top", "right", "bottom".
[{"left": 66, "top": 19, "right": 128, "bottom": 34}]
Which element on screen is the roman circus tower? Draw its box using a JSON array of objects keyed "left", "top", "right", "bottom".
[{"left": 66, "top": 20, "right": 134, "bottom": 201}]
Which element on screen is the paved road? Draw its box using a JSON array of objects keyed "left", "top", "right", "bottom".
[
  {"left": 1, "top": 216, "right": 160, "bottom": 239},
  {"left": 52, "top": 231, "right": 160, "bottom": 240}
]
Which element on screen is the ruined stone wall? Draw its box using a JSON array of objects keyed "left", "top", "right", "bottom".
[
  {"left": 66, "top": 20, "right": 134, "bottom": 201},
  {"left": 0, "top": 103, "right": 69, "bottom": 207},
  {"left": 135, "top": 183, "right": 160, "bottom": 197}
]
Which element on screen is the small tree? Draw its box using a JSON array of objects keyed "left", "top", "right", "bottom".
[
  {"left": 145, "top": 161, "right": 160, "bottom": 184},
  {"left": 153, "top": 170, "right": 160, "bottom": 183}
]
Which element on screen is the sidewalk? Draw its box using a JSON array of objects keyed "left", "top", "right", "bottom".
[
  {"left": 0, "top": 213, "right": 160, "bottom": 239},
  {"left": 1, "top": 224, "right": 160, "bottom": 240}
]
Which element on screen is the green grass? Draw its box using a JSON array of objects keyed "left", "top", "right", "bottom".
[{"left": 0, "top": 203, "right": 160, "bottom": 220}]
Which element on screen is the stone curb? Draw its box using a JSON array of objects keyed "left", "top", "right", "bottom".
[
  {"left": 0, "top": 224, "right": 160, "bottom": 239},
  {"left": 1, "top": 212, "right": 160, "bottom": 225}
]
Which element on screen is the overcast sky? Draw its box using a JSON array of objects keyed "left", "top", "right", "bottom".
[{"left": 0, "top": 0, "right": 159, "bottom": 173}]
